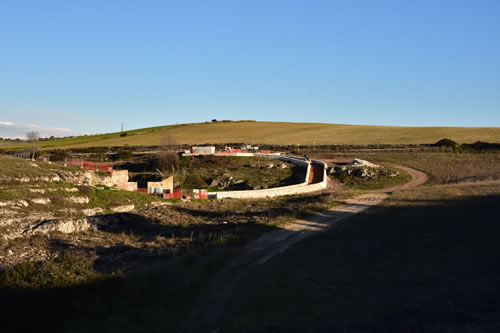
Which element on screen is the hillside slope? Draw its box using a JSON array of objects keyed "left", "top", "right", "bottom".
[{"left": 3, "top": 121, "right": 500, "bottom": 149}]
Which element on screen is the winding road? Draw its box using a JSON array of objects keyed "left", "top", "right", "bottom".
[{"left": 178, "top": 162, "right": 428, "bottom": 332}]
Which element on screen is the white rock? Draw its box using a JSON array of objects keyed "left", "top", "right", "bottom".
[
  {"left": 348, "top": 159, "right": 380, "bottom": 168},
  {"left": 31, "top": 198, "right": 51, "bottom": 204},
  {"left": 17, "top": 200, "right": 29, "bottom": 207},
  {"left": 82, "top": 207, "right": 104, "bottom": 216},
  {"left": 64, "top": 188, "right": 79, "bottom": 192},
  {"left": 67, "top": 196, "right": 89, "bottom": 204},
  {"left": 150, "top": 201, "right": 170, "bottom": 207},
  {"left": 25, "top": 218, "right": 94, "bottom": 235},
  {"left": 111, "top": 204, "right": 135, "bottom": 213},
  {"left": 30, "top": 163, "right": 39, "bottom": 167},
  {"left": 29, "top": 189, "right": 46, "bottom": 194}
]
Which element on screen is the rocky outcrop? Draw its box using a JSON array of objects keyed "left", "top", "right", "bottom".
[
  {"left": 82, "top": 207, "right": 104, "bottom": 216},
  {"left": 30, "top": 198, "right": 51, "bottom": 205},
  {"left": 0, "top": 200, "right": 29, "bottom": 207},
  {"left": 23, "top": 218, "right": 95, "bottom": 235},
  {"left": 66, "top": 196, "right": 90, "bottom": 204},
  {"left": 347, "top": 159, "right": 380, "bottom": 168},
  {"left": 111, "top": 204, "right": 135, "bottom": 213},
  {"left": 0, "top": 171, "right": 91, "bottom": 186},
  {"left": 22, "top": 214, "right": 122, "bottom": 236}
]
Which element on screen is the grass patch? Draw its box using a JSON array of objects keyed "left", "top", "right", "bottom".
[
  {"left": 174, "top": 155, "right": 299, "bottom": 190},
  {"left": 0, "top": 251, "right": 105, "bottom": 289}
]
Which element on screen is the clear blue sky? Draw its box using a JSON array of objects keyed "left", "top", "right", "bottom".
[{"left": 1, "top": 0, "right": 499, "bottom": 137}]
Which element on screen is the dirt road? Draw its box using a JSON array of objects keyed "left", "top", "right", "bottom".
[{"left": 178, "top": 162, "right": 427, "bottom": 332}]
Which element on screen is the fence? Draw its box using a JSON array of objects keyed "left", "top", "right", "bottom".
[{"left": 9, "top": 152, "right": 34, "bottom": 160}]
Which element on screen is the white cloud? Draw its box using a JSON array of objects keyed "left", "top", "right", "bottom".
[{"left": 0, "top": 122, "right": 80, "bottom": 139}]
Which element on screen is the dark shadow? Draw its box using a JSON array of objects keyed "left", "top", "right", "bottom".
[
  {"left": 277, "top": 165, "right": 307, "bottom": 186},
  {"left": 1, "top": 194, "right": 500, "bottom": 333},
  {"left": 219, "top": 193, "right": 500, "bottom": 333}
]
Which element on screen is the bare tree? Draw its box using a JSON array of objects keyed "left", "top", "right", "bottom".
[
  {"left": 156, "top": 151, "right": 179, "bottom": 173},
  {"left": 156, "top": 132, "right": 180, "bottom": 173},
  {"left": 161, "top": 132, "right": 178, "bottom": 149},
  {"left": 25, "top": 131, "right": 40, "bottom": 158},
  {"left": 26, "top": 130, "right": 40, "bottom": 143}
]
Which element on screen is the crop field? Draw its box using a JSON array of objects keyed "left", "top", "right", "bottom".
[{"left": 2, "top": 121, "right": 500, "bottom": 150}]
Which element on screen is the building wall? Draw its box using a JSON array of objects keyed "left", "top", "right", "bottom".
[
  {"left": 192, "top": 146, "right": 215, "bottom": 155},
  {"left": 147, "top": 176, "right": 174, "bottom": 194},
  {"left": 87, "top": 169, "right": 130, "bottom": 187}
]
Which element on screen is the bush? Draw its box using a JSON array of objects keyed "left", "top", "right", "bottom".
[
  {"left": 181, "top": 175, "right": 208, "bottom": 189},
  {"left": 114, "top": 151, "right": 133, "bottom": 160},
  {"left": 433, "top": 138, "right": 458, "bottom": 148},
  {"left": 120, "top": 132, "right": 128, "bottom": 137},
  {"left": 49, "top": 150, "right": 70, "bottom": 161},
  {"left": 0, "top": 251, "right": 104, "bottom": 289},
  {"left": 78, "top": 185, "right": 94, "bottom": 195},
  {"left": 156, "top": 151, "right": 180, "bottom": 172},
  {"left": 462, "top": 141, "right": 500, "bottom": 151}
]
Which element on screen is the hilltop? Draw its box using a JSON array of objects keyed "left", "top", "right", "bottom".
[{"left": 2, "top": 121, "right": 500, "bottom": 150}]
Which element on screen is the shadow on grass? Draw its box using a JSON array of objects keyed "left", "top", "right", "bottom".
[
  {"left": 1, "top": 194, "right": 499, "bottom": 332},
  {"left": 219, "top": 194, "right": 500, "bottom": 332}
]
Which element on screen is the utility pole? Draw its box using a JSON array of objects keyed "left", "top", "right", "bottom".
[{"left": 121, "top": 121, "right": 124, "bottom": 132}]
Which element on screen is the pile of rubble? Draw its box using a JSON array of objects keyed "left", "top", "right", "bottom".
[{"left": 331, "top": 159, "right": 398, "bottom": 179}]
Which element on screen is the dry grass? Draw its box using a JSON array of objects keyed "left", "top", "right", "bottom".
[
  {"left": 3, "top": 121, "right": 500, "bottom": 150},
  {"left": 315, "top": 151, "right": 500, "bottom": 185}
]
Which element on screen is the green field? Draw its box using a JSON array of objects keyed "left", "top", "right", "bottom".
[{"left": 2, "top": 121, "right": 500, "bottom": 150}]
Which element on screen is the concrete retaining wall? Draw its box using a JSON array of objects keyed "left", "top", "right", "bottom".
[{"left": 213, "top": 156, "right": 328, "bottom": 199}]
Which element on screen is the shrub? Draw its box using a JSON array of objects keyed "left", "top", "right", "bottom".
[
  {"left": 0, "top": 251, "right": 104, "bottom": 289},
  {"left": 49, "top": 150, "right": 70, "bottom": 161},
  {"left": 78, "top": 185, "right": 94, "bottom": 195},
  {"left": 433, "top": 138, "right": 458, "bottom": 148},
  {"left": 120, "top": 132, "right": 128, "bottom": 137},
  {"left": 156, "top": 151, "right": 180, "bottom": 172},
  {"left": 181, "top": 174, "right": 208, "bottom": 189},
  {"left": 462, "top": 141, "right": 500, "bottom": 151},
  {"left": 114, "top": 151, "right": 133, "bottom": 160}
]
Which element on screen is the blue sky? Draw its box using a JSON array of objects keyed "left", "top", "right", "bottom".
[{"left": 1, "top": 0, "right": 499, "bottom": 138}]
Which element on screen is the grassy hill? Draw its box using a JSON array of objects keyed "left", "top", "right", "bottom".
[{"left": 2, "top": 121, "right": 500, "bottom": 150}]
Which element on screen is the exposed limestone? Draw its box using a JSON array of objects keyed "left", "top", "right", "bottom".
[
  {"left": 150, "top": 201, "right": 171, "bottom": 207},
  {"left": 30, "top": 198, "right": 51, "bottom": 205},
  {"left": 111, "top": 204, "right": 135, "bottom": 213},
  {"left": 82, "top": 207, "right": 104, "bottom": 216},
  {"left": 29, "top": 189, "right": 46, "bottom": 194},
  {"left": 348, "top": 159, "right": 380, "bottom": 168},
  {"left": 67, "top": 196, "right": 90, "bottom": 204},
  {"left": 23, "top": 218, "right": 95, "bottom": 235}
]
